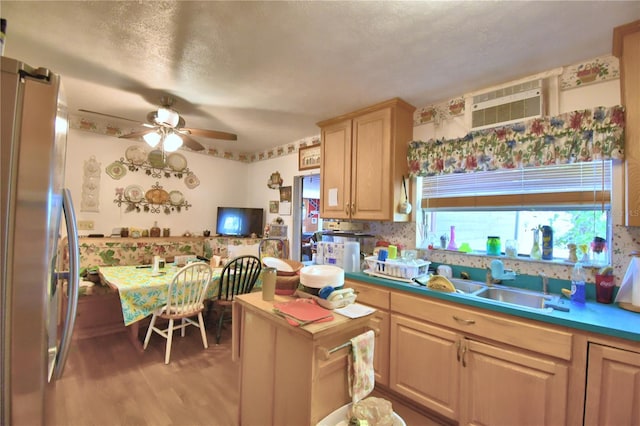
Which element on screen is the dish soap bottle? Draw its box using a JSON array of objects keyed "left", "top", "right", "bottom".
[
  {"left": 571, "top": 262, "right": 586, "bottom": 304},
  {"left": 150, "top": 221, "right": 161, "bottom": 238}
]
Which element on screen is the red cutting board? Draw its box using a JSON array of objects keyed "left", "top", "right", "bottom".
[{"left": 273, "top": 299, "right": 333, "bottom": 322}]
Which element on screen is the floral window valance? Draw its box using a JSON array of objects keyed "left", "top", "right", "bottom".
[{"left": 407, "top": 105, "right": 625, "bottom": 178}]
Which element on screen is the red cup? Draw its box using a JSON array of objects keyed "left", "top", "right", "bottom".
[{"left": 595, "top": 274, "right": 615, "bottom": 304}]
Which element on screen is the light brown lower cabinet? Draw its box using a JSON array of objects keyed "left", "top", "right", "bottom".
[
  {"left": 344, "top": 279, "right": 392, "bottom": 386},
  {"left": 235, "top": 293, "right": 373, "bottom": 426},
  {"left": 342, "top": 278, "right": 640, "bottom": 424},
  {"left": 390, "top": 314, "right": 569, "bottom": 425},
  {"left": 584, "top": 343, "right": 640, "bottom": 425}
]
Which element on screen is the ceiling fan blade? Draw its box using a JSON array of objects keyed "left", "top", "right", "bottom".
[
  {"left": 79, "top": 109, "right": 143, "bottom": 124},
  {"left": 182, "top": 127, "right": 237, "bottom": 141},
  {"left": 119, "top": 129, "right": 154, "bottom": 140},
  {"left": 180, "top": 133, "right": 206, "bottom": 151}
]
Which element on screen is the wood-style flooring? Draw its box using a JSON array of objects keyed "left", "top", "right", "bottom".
[{"left": 52, "top": 326, "right": 444, "bottom": 426}]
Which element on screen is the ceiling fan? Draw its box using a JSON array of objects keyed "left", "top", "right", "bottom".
[{"left": 79, "top": 96, "right": 237, "bottom": 152}]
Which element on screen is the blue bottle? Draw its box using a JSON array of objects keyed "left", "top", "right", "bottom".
[
  {"left": 541, "top": 226, "right": 553, "bottom": 260},
  {"left": 571, "top": 262, "right": 586, "bottom": 304}
]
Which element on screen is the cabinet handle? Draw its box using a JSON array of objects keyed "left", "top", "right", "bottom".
[
  {"left": 461, "top": 342, "right": 468, "bottom": 368},
  {"left": 350, "top": 203, "right": 355, "bottom": 215},
  {"left": 453, "top": 316, "right": 476, "bottom": 325},
  {"left": 456, "top": 340, "right": 461, "bottom": 362}
]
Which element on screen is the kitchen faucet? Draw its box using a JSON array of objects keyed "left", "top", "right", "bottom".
[
  {"left": 539, "top": 272, "right": 549, "bottom": 295},
  {"left": 486, "top": 268, "right": 501, "bottom": 286}
]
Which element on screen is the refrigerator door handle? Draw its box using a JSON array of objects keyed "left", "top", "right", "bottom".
[{"left": 54, "top": 188, "right": 79, "bottom": 379}]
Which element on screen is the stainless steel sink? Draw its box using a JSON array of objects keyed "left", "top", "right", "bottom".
[
  {"left": 449, "top": 279, "right": 487, "bottom": 294},
  {"left": 474, "top": 287, "right": 558, "bottom": 309}
]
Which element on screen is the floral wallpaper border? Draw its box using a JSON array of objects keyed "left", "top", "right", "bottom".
[{"left": 69, "top": 114, "right": 320, "bottom": 164}]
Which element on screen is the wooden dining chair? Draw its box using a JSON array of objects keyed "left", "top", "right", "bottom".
[
  {"left": 143, "top": 262, "right": 213, "bottom": 364},
  {"left": 210, "top": 255, "right": 262, "bottom": 344}
]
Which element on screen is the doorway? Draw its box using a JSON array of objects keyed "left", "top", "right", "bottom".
[{"left": 292, "top": 174, "right": 321, "bottom": 262}]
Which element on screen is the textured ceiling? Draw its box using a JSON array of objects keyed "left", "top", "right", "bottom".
[{"left": 3, "top": 1, "right": 639, "bottom": 154}]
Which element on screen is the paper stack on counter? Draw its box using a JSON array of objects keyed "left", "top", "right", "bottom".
[
  {"left": 615, "top": 257, "right": 640, "bottom": 307},
  {"left": 334, "top": 303, "right": 376, "bottom": 319}
]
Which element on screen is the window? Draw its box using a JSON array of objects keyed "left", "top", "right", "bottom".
[{"left": 420, "top": 161, "right": 612, "bottom": 264}]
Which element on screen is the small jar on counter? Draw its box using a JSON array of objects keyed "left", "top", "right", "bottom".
[{"left": 486, "top": 236, "right": 501, "bottom": 256}]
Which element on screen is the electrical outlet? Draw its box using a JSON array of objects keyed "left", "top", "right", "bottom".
[{"left": 78, "top": 220, "right": 94, "bottom": 231}]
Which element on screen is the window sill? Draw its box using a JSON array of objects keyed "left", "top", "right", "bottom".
[{"left": 427, "top": 248, "right": 610, "bottom": 269}]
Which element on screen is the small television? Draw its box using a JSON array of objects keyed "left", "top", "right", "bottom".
[{"left": 216, "top": 207, "right": 264, "bottom": 237}]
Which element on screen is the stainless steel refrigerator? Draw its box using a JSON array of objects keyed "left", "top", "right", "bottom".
[{"left": 1, "top": 56, "right": 80, "bottom": 425}]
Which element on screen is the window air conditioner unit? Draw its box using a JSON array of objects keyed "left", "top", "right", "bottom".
[{"left": 471, "top": 79, "right": 543, "bottom": 130}]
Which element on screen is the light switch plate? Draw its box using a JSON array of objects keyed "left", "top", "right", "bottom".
[{"left": 78, "top": 220, "right": 95, "bottom": 230}]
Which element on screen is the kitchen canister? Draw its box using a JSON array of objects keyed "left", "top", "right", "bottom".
[
  {"left": 261, "top": 267, "right": 277, "bottom": 301},
  {"left": 486, "top": 236, "right": 501, "bottom": 256},
  {"left": 342, "top": 241, "right": 361, "bottom": 273}
]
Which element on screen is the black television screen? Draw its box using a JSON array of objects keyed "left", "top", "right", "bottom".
[{"left": 216, "top": 207, "right": 264, "bottom": 237}]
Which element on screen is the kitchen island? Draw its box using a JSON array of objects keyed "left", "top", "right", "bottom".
[{"left": 234, "top": 292, "right": 375, "bottom": 426}]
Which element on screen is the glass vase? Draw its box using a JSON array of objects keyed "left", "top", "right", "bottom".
[
  {"left": 530, "top": 229, "right": 541, "bottom": 260},
  {"left": 447, "top": 226, "right": 458, "bottom": 251}
]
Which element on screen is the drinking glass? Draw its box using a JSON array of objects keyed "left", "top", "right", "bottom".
[{"left": 505, "top": 239, "right": 518, "bottom": 258}]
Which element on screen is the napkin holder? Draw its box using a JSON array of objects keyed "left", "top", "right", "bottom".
[
  {"left": 615, "top": 252, "right": 640, "bottom": 313},
  {"left": 152, "top": 255, "right": 161, "bottom": 274}
]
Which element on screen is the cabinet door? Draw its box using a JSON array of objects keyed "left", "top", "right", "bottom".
[
  {"left": 459, "top": 338, "right": 569, "bottom": 426},
  {"left": 614, "top": 23, "right": 640, "bottom": 226},
  {"left": 320, "top": 119, "right": 352, "bottom": 219},
  {"left": 240, "top": 309, "right": 278, "bottom": 425},
  {"left": 584, "top": 343, "right": 640, "bottom": 426},
  {"left": 369, "top": 310, "right": 390, "bottom": 386},
  {"left": 390, "top": 315, "right": 460, "bottom": 419},
  {"left": 351, "top": 108, "right": 392, "bottom": 220}
]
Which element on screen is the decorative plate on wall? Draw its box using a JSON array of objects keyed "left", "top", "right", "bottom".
[
  {"left": 106, "top": 161, "right": 127, "bottom": 180},
  {"left": 167, "top": 153, "right": 187, "bottom": 172},
  {"left": 169, "top": 190, "right": 185, "bottom": 205},
  {"left": 145, "top": 188, "right": 170, "bottom": 204},
  {"left": 184, "top": 174, "right": 200, "bottom": 189},
  {"left": 147, "top": 150, "right": 165, "bottom": 169},
  {"left": 125, "top": 145, "right": 148, "bottom": 165},
  {"left": 124, "top": 185, "right": 144, "bottom": 202}
]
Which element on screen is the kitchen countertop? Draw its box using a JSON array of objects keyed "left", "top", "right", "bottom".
[
  {"left": 345, "top": 272, "right": 640, "bottom": 342},
  {"left": 234, "top": 292, "right": 372, "bottom": 340}
]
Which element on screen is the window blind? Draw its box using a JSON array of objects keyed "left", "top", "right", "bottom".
[{"left": 421, "top": 160, "right": 611, "bottom": 210}]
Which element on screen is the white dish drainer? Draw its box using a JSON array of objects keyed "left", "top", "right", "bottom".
[{"left": 364, "top": 256, "right": 430, "bottom": 280}]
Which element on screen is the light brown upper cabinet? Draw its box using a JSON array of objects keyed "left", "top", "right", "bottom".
[
  {"left": 613, "top": 20, "right": 640, "bottom": 227},
  {"left": 317, "top": 98, "right": 415, "bottom": 222}
]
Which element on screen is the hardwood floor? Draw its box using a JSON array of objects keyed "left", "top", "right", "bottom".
[
  {"left": 52, "top": 326, "right": 444, "bottom": 426},
  {"left": 52, "top": 327, "right": 239, "bottom": 426}
]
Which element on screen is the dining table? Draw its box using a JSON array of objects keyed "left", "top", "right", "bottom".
[{"left": 99, "top": 264, "right": 222, "bottom": 351}]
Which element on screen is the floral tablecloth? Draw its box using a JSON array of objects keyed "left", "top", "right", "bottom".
[{"left": 100, "top": 265, "right": 222, "bottom": 326}]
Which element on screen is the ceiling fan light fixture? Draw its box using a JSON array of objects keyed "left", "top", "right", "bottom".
[
  {"left": 163, "top": 132, "right": 183, "bottom": 152},
  {"left": 157, "top": 107, "right": 180, "bottom": 127},
  {"left": 143, "top": 131, "right": 161, "bottom": 148}
]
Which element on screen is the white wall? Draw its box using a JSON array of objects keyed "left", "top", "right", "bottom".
[
  {"left": 65, "top": 129, "right": 250, "bottom": 236},
  {"left": 245, "top": 152, "right": 320, "bottom": 241}
]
